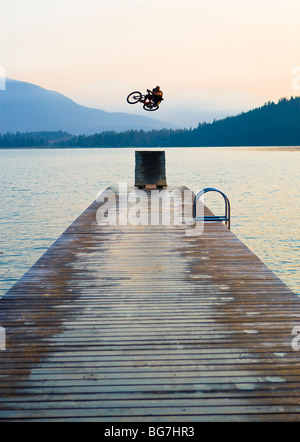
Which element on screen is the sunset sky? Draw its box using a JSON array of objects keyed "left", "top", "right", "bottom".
[{"left": 1, "top": 0, "right": 299, "bottom": 126}]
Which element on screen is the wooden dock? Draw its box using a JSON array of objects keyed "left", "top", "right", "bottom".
[{"left": 1, "top": 185, "right": 300, "bottom": 422}]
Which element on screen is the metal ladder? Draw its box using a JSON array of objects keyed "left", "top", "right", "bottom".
[{"left": 193, "top": 188, "right": 231, "bottom": 230}]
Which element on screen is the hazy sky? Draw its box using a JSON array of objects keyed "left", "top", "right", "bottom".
[{"left": 1, "top": 0, "right": 299, "bottom": 126}]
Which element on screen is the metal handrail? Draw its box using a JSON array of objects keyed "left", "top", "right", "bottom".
[{"left": 193, "top": 188, "right": 231, "bottom": 230}]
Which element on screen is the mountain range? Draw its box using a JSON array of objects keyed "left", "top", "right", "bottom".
[{"left": 0, "top": 79, "right": 174, "bottom": 135}]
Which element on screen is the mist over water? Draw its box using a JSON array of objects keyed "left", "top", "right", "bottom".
[{"left": 0, "top": 146, "right": 299, "bottom": 296}]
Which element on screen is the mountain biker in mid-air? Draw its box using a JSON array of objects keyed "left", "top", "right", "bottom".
[
  {"left": 126, "top": 86, "right": 164, "bottom": 111},
  {"left": 144, "top": 86, "right": 164, "bottom": 107}
]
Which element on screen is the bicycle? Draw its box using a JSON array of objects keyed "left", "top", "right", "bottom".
[{"left": 126, "top": 90, "right": 163, "bottom": 112}]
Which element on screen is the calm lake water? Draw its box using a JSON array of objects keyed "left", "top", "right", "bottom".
[{"left": 0, "top": 147, "right": 299, "bottom": 296}]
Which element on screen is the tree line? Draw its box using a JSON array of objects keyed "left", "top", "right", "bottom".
[{"left": 1, "top": 97, "right": 299, "bottom": 148}]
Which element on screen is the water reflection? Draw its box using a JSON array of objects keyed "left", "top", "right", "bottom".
[{"left": 0, "top": 147, "right": 299, "bottom": 296}]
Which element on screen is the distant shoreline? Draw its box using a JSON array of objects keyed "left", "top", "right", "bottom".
[{"left": 2, "top": 96, "right": 300, "bottom": 148}]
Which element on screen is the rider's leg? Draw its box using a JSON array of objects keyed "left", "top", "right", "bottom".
[{"left": 143, "top": 94, "right": 152, "bottom": 105}]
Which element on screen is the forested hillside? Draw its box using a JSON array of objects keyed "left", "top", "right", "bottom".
[{"left": 1, "top": 97, "right": 299, "bottom": 147}]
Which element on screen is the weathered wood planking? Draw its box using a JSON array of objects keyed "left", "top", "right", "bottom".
[{"left": 0, "top": 186, "right": 300, "bottom": 422}]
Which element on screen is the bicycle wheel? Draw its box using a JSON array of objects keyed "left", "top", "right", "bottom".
[
  {"left": 127, "top": 91, "right": 142, "bottom": 104},
  {"left": 143, "top": 102, "right": 159, "bottom": 112}
]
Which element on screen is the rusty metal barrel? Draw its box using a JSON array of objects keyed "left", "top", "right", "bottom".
[{"left": 135, "top": 151, "right": 167, "bottom": 189}]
